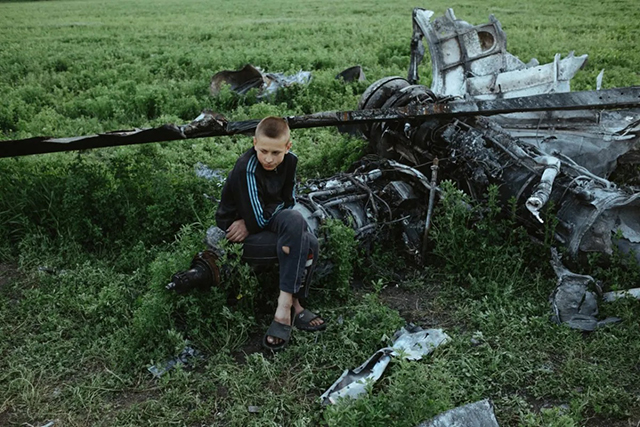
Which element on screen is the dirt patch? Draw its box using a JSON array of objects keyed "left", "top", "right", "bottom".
[
  {"left": 0, "top": 408, "right": 12, "bottom": 426},
  {"left": 518, "top": 390, "right": 640, "bottom": 426},
  {"left": 0, "top": 262, "right": 19, "bottom": 292},
  {"left": 232, "top": 330, "right": 269, "bottom": 364},
  {"left": 583, "top": 405, "right": 640, "bottom": 427},
  {"left": 111, "top": 387, "right": 161, "bottom": 411},
  {"left": 378, "top": 282, "right": 457, "bottom": 328},
  {"left": 585, "top": 415, "right": 639, "bottom": 427}
]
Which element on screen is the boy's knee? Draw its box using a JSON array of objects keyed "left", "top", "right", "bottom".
[
  {"left": 278, "top": 209, "right": 306, "bottom": 228},
  {"left": 281, "top": 246, "right": 290, "bottom": 255}
]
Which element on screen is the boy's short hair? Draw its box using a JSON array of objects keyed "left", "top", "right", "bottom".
[{"left": 255, "top": 116, "right": 290, "bottom": 141}]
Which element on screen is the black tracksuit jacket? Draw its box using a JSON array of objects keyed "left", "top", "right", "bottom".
[{"left": 215, "top": 147, "right": 297, "bottom": 234}]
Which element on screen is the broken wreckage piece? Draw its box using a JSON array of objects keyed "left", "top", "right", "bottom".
[{"left": 320, "top": 326, "right": 451, "bottom": 405}]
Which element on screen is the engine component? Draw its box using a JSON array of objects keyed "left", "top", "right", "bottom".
[{"left": 166, "top": 250, "right": 220, "bottom": 294}]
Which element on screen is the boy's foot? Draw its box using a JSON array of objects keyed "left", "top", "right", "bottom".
[
  {"left": 262, "top": 319, "right": 291, "bottom": 351},
  {"left": 264, "top": 304, "right": 292, "bottom": 348},
  {"left": 293, "top": 308, "right": 326, "bottom": 331}
]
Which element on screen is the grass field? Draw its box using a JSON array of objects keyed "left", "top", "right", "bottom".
[{"left": 1, "top": 0, "right": 640, "bottom": 426}]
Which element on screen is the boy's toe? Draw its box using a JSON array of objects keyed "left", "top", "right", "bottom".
[
  {"left": 267, "top": 335, "right": 282, "bottom": 345},
  {"left": 262, "top": 320, "right": 292, "bottom": 351},
  {"left": 293, "top": 309, "right": 327, "bottom": 332}
]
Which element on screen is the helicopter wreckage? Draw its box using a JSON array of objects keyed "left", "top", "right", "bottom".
[{"left": 2, "top": 9, "right": 640, "bottom": 328}]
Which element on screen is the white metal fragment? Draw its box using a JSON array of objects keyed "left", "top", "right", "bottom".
[
  {"left": 320, "top": 327, "right": 451, "bottom": 405},
  {"left": 602, "top": 288, "right": 640, "bottom": 302},
  {"left": 415, "top": 399, "right": 500, "bottom": 427}
]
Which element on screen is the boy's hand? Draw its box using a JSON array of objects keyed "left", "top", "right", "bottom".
[{"left": 226, "top": 219, "right": 249, "bottom": 242}]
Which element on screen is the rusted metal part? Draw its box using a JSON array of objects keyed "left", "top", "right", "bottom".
[
  {"left": 335, "top": 66, "right": 367, "bottom": 135},
  {"left": 0, "top": 125, "right": 187, "bottom": 158},
  {"left": 0, "top": 112, "right": 228, "bottom": 158},
  {"left": 3, "top": 86, "right": 640, "bottom": 158},
  {"left": 290, "top": 158, "right": 432, "bottom": 261},
  {"left": 210, "top": 64, "right": 264, "bottom": 96},
  {"left": 210, "top": 64, "right": 312, "bottom": 98},
  {"left": 335, "top": 65, "right": 366, "bottom": 82},
  {"left": 166, "top": 250, "right": 221, "bottom": 294}
]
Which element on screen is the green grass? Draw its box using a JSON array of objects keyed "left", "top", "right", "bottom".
[{"left": 1, "top": 0, "right": 640, "bottom": 425}]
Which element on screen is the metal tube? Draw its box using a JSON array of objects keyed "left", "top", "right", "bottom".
[{"left": 421, "top": 158, "right": 439, "bottom": 259}]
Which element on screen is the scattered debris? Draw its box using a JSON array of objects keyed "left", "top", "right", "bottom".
[
  {"left": 37, "top": 266, "right": 61, "bottom": 275},
  {"left": 147, "top": 346, "right": 202, "bottom": 378},
  {"left": 415, "top": 399, "right": 500, "bottom": 427},
  {"left": 204, "top": 226, "right": 227, "bottom": 258},
  {"left": 210, "top": 64, "right": 312, "bottom": 98},
  {"left": 247, "top": 405, "right": 260, "bottom": 413},
  {"left": 194, "top": 162, "right": 225, "bottom": 182},
  {"left": 549, "top": 249, "right": 621, "bottom": 331},
  {"left": 602, "top": 287, "right": 640, "bottom": 303},
  {"left": 470, "top": 331, "right": 484, "bottom": 346},
  {"left": 335, "top": 65, "right": 366, "bottom": 82},
  {"left": 320, "top": 348, "right": 392, "bottom": 405},
  {"left": 320, "top": 326, "right": 450, "bottom": 405},
  {"left": 391, "top": 324, "right": 451, "bottom": 360}
]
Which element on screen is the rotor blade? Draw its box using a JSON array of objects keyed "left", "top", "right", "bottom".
[{"left": 2, "top": 86, "right": 640, "bottom": 158}]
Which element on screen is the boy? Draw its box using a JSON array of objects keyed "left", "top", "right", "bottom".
[{"left": 215, "top": 116, "right": 325, "bottom": 350}]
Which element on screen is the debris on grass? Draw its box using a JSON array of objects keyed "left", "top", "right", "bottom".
[
  {"left": 210, "top": 64, "right": 312, "bottom": 98},
  {"left": 335, "top": 65, "right": 365, "bottom": 83},
  {"left": 194, "top": 162, "right": 225, "bottom": 182},
  {"left": 414, "top": 399, "right": 499, "bottom": 427},
  {"left": 320, "top": 326, "right": 450, "bottom": 404},
  {"left": 602, "top": 287, "right": 640, "bottom": 302},
  {"left": 391, "top": 324, "right": 451, "bottom": 361},
  {"left": 549, "top": 248, "right": 621, "bottom": 331},
  {"left": 147, "top": 346, "right": 202, "bottom": 378}
]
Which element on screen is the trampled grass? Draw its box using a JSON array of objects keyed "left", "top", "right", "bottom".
[{"left": 1, "top": 0, "right": 640, "bottom": 426}]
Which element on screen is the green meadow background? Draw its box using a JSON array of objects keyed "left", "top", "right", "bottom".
[{"left": 1, "top": 0, "right": 639, "bottom": 426}]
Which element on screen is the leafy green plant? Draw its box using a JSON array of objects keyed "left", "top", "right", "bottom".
[
  {"left": 429, "top": 181, "right": 543, "bottom": 300},
  {"left": 316, "top": 219, "right": 358, "bottom": 301}
]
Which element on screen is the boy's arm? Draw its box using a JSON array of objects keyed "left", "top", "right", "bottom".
[
  {"left": 234, "top": 155, "right": 271, "bottom": 234},
  {"left": 281, "top": 153, "right": 298, "bottom": 208}
]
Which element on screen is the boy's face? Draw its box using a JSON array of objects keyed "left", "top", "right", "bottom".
[{"left": 253, "top": 134, "right": 291, "bottom": 171}]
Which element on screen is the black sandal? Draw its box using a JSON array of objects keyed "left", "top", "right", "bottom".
[
  {"left": 293, "top": 309, "right": 327, "bottom": 332},
  {"left": 262, "top": 320, "right": 292, "bottom": 351}
]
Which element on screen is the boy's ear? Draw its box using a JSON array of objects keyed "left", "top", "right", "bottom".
[
  {"left": 253, "top": 136, "right": 257, "bottom": 147},
  {"left": 285, "top": 139, "right": 292, "bottom": 151}
]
